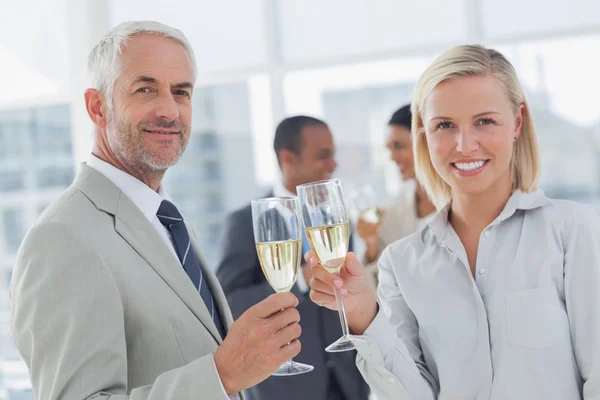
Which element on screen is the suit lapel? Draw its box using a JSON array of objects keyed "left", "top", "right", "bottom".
[
  {"left": 115, "top": 197, "right": 225, "bottom": 345},
  {"left": 75, "top": 164, "right": 223, "bottom": 345}
]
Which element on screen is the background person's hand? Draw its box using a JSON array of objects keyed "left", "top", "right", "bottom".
[{"left": 356, "top": 210, "right": 385, "bottom": 262}]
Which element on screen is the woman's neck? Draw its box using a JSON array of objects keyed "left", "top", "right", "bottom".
[{"left": 449, "top": 177, "right": 513, "bottom": 235}]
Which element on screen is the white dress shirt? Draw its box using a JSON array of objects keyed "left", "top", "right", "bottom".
[
  {"left": 87, "top": 154, "right": 178, "bottom": 259},
  {"left": 272, "top": 180, "right": 309, "bottom": 293},
  {"left": 87, "top": 154, "right": 237, "bottom": 400},
  {"left": 353, "top": 189, "right": 600, "bottom": 400},
  {"left": 416, "top": 214, "right": 435, "bottom": 232}
]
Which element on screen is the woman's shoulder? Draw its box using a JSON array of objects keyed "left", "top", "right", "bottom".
[
  {"left": 541, "top": 197, "right": 600, "bottom": 235},
  {"left": 543, "top": 196, "right": 598, "bottom": 215}
]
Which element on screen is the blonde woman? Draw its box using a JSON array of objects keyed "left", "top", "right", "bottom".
[
  {"left": 305, "top": 45, "right": 600, "bottom": 399},
  {"left": 357, "top": 104, "right": 436, "bottom": 291}
]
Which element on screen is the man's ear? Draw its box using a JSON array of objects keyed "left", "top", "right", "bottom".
[
  {"left": 279, "top": 149, "right": 298, "bottom": 167},
  {"left": 84, "top": 88, "right": 108, "bottom": 129}
]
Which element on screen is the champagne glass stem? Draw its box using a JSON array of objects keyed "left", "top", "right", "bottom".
[{"left": 333, "top": 279, "right": 351, "bottom": 339}]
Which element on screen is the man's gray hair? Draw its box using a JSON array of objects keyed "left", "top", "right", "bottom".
[{"left": 88, "top": 20, "right": 197, "bottom": 110}]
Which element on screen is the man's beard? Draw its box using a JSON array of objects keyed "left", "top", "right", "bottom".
[{"left": 106, "top": 113, "right": 189, "bottom": 174}]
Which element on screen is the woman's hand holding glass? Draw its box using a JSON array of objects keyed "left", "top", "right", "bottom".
[{"left": 304, "top": 250, "right": 379, "bottom": 335}]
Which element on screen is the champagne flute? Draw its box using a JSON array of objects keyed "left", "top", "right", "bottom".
[
  {"left": 347, "top": 184, "right": 381, "bottom": 224},
  {"left": 296, "top": 179, "right": 355, "bottom": 353},
  {"left": 251, "top": 197, "right": 314, "bottom": 376}
]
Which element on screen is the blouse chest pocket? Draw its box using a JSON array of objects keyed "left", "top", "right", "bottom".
[{"left": 505, "top": 286, "right": 567, "bottom": 349}]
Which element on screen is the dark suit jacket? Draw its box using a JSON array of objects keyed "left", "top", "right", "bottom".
[{"left": 216, "top": 195, "right": 369, "bottom": 400}]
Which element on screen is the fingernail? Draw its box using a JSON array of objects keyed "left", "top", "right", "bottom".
[
  {"left": 334, "top": 279, "right": 343, "bottom": 287},
  {"left": 310, "top": 257, "right": 317, "bottom": 266}
]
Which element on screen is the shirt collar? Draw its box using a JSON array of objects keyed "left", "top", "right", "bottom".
[
  {"left": 86, "top": 154, "right": 172, "bottom": 223},
  {"left": 424, "top": 188, "right": 547, "bottom": 243}
]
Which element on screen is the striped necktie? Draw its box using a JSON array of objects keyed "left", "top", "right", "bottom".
[{"left": 157, "top": 200, "right": 226, "bottom": 338}]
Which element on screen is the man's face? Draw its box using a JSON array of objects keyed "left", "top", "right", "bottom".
[
  {"left": 104, "top": 33, "right": 195, "bottom": 174},
  {"left": 292, "top": 124, "right": 337, "bottom": 185}
]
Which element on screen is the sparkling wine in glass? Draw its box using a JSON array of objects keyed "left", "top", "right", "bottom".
[
  {"left": 297, "top": 179, "right": 356, "bottom": 353},
  {"left": 251, "top": 197, "right": 314, "bottom": 375}
]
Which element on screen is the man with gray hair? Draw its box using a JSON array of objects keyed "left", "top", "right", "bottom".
[{"left": 10, "top": 21, "right": 302, "bottom": 400}]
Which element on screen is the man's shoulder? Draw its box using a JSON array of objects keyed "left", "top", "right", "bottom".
[
  {"left": 225, "top": 203, "right": 252, "bottom": 230},
  {"left": 225, "top": 191, "right": 272, "bottom": 226},
  {"left": 37, "top": 185, "right": 97, "bottom": 226},
  {"left": 16, "top": 186, "right": 111, "bottom": 267},
  {"left": 229, "top": 203, "right": 252, "bottom": 218},
  {"left": 26, "top": 184, "right": 114, "bottom": 250}
]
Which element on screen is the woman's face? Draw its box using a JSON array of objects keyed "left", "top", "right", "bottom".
[
  {"left": 386, "top": 125, "right": 415, "bottom": 181},
  {"left": 423, "top": 75, "right": 524, "bottom": 198}
]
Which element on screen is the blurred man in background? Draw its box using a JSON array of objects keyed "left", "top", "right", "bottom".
[{"left": 217, "top": 116, "right": 369, "bottom": 400}]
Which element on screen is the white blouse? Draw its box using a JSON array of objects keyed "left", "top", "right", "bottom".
[{"left": 354, "top": 189, "right": 600, "bottom": 400}]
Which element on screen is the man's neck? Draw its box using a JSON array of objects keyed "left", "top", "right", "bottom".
[
  {"left": 92, "top": 146, "right": 164, "bottom": 192},
  {"left": 281, "top": 176, "right": 299, "bottom": 195}
]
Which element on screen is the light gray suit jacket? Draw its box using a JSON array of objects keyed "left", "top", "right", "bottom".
[{"left": 10, "top": 164, "right": 241, "bottom": 400}]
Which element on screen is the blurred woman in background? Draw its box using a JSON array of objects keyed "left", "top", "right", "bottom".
[{"left": 356, "top": 104, "right": 436, "bottom": 290}]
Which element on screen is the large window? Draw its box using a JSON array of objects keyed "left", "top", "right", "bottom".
[
  {"left": 0, "top": 0, "right": 70, "bottom": 107},
  {"left": 109, "top": 0, "right": 268, "bottom": 73},
  {"left": 0, "top": 103, "right": 73, "bottom": 376},
  {"left": 498, "top": 36, "right": 600, "bottom": 203},
  {"left": 276, "top": 0, "right": 469, "bottom": 63},
  {"left": 1, "top": 209, "right": 26, "bottom": 254}
]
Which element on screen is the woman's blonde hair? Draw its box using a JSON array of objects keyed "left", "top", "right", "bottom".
[{"left": 411, "top": 45, "right": 540, "bottom": 208}]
